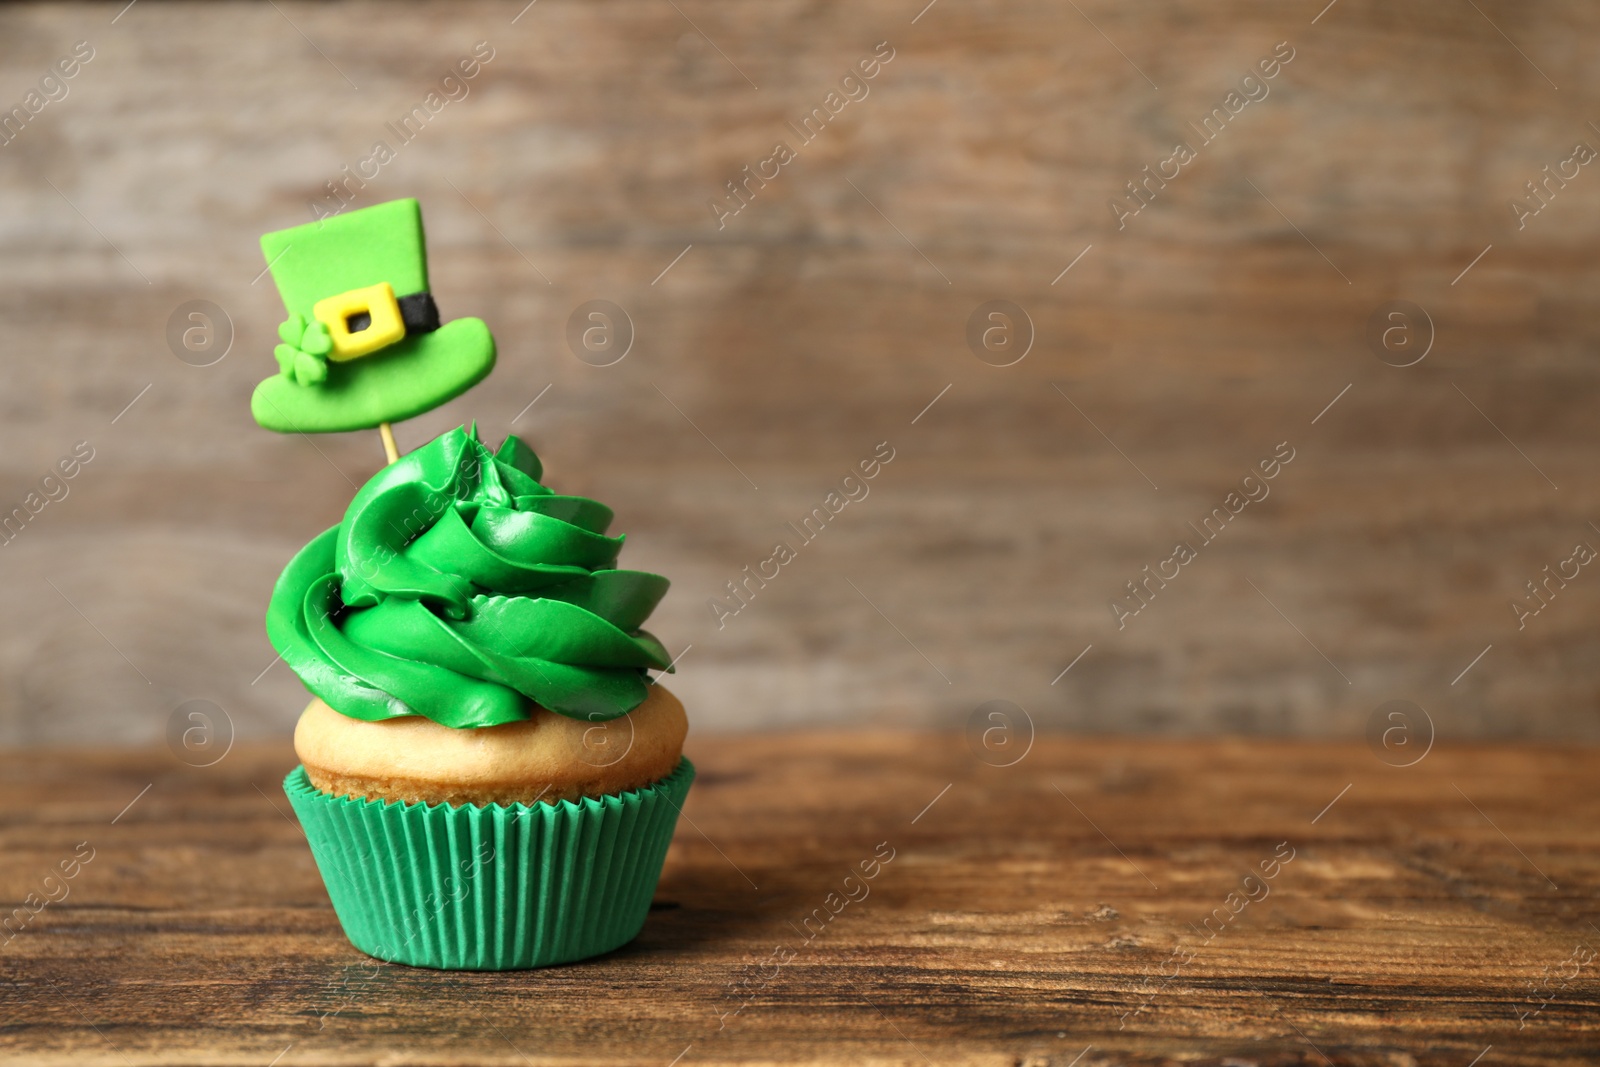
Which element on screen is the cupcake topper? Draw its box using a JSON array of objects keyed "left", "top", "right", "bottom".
[{"left": 250, "top": 198, "right": 496, "bottom": 462}]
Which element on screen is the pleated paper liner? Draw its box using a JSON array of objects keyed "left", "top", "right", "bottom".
[{"left": 284, "top": 757, "right": 695, "bottom": 970}]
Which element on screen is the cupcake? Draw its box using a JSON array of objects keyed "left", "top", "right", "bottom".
[
  {"left": 253, "top": 199, "right": 693, "bottom": 968},
  {"left": 272, "top": 426, "right": 692, "bottom": 969}
]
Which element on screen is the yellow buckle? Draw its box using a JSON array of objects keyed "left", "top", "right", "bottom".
[{"left": 312, "top": 282, "right": 406, "bottom": 361}]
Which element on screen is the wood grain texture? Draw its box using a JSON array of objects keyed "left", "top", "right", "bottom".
[
  {"left": 0, "top": 735, "right": 1597, "bottom": 1065},
  {"left": 1, "top": 0, "right": 1600, "bottom": 745}
]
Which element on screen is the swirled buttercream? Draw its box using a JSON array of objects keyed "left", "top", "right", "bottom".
[{"left": 267, "top": 426, "right": 670, "bottom": 727}]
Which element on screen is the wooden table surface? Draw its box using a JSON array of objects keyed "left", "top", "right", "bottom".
[{"left": 2, "top": 733, "right": 1596, "bottom": 1065}]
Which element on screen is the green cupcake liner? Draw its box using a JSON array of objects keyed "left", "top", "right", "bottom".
[{"left": 283, "top": 757, "right": 694, "bottom": 970}]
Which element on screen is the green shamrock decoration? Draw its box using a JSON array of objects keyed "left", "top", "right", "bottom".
[{"left": 273, "top": 313, "right": 335, "bottom": 386}]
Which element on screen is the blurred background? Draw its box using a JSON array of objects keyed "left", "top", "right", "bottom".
[{"left": 1, "top": 0, "right": 1596, "bottom": 746}]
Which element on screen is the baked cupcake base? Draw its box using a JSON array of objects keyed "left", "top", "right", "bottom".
[
  {"left": 287, "top": 684, "right": 693, "bottom": 968},
  {"left": 294, "top": 684, "right": 689, "bottom": 805}
]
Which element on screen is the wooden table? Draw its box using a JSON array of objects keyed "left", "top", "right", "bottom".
[{"left": 2, "top": 733, "right": 1595, "bottom": 1065}]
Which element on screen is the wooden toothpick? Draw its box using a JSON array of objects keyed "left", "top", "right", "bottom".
[{"left": 378, "top": 422, "right": 399, "bottom": 465}]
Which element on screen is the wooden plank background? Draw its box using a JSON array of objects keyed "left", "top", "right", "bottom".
[
  {"left": 2, "top": 734, "right": 1597, "bottom": 1065},
  {"left": 0, "top": 1, "right": 1598, "bottom": 744}
]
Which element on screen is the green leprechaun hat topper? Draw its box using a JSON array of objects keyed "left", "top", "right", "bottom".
[{"left": 251, "top": 198, "right": 495, "bottom": 438}]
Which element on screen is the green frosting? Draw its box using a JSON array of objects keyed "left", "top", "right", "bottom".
[{"left": 267, "top": 427, "right": 672, "bottom": 728}]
